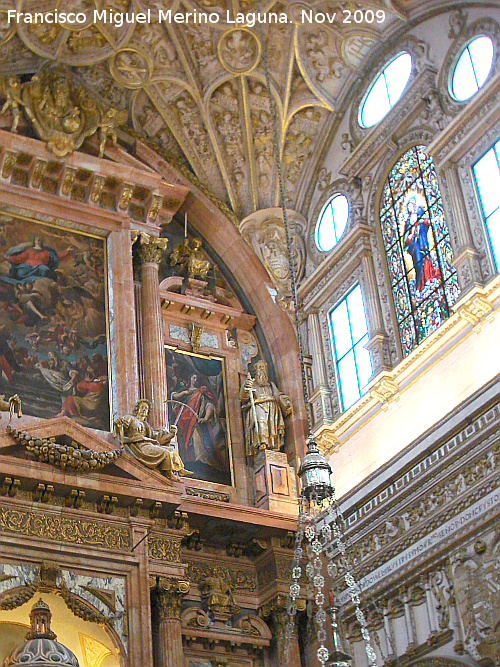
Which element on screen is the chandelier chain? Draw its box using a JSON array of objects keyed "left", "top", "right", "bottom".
[{"left": 257, "top": 18, "right": 312, "bottom": 432}]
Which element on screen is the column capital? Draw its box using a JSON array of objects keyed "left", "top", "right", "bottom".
[
  {"left": 132, "top": 230, "right": 168, "bottom": 265},
  {"left": 157, "top": 577, "right": 190, "bottom": 619}
]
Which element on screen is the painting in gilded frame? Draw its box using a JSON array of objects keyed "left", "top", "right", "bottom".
[
  {"left": 166, "top": 347, "right": 233, "bottom": 486},
  {"left": 0, "top": 211, "right": 110, "bottom": 430}
]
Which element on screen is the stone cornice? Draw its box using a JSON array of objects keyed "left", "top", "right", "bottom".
[
  {"left": 0, "top": 129, "right": 189, "bottom": 226},
  {"left": 314, "top": 274, "right": 500, "bottom": 455},
  {"left": 340, "top": 66, "right": 439, "bottom": 179},
  {"left": 298, "top": 223, "right": 373, "bottom": 312},
  {"left": 427, "top": 68, "right": 500, "bottom": 167}
]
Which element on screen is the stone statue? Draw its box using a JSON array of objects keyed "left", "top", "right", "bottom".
[
  {"left": 239, "top": 360, "right": 292, "bottom": 457},
  {"left": 170, "top": 237, "right": 212, "bottom": 280},
  {"left": 0, "top": 75, "right": 23, "bottom": 133},
  {"left": 200, "top": 566, "right": 240, "bottom": 616},
  {"left": 98, "top": 107, "right": 128, "bottom": 158},
  {"left": 0, "top": 65, "right": 127, "bottom": 157},
  {"left": 0, "top": 393, "right": 22, "bottom": 423},
  {"left": 113, "top": 399, "right": 191, "bottom": 481}
]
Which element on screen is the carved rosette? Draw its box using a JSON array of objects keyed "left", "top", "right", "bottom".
[{"left": 156, "top": 577, "right": 190, "bottom": 619}]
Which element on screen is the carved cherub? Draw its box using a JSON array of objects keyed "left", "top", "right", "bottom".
[
  {"left": 98, "top": 107, "right": 128, "bottom": 157},
  {"left": 0, "top": 75, "right": 23, "bottom": 133}
]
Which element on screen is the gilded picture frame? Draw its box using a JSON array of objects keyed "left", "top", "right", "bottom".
[
  {"left": 0, "top": 209, "right": 112, "bottom": 430},
  {"left": 165, "top": 346, "right": 234, "bottom": 486}
]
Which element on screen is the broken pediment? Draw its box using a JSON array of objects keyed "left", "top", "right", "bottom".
[{"left": 0, "top": 416, "right": 186, "bottom": 508}]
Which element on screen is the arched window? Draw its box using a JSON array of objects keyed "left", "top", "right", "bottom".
[
  {"left": 329, "top": 285, "right": 372, "bottom": 411},
  {"left": 359, "top": 52, "right": 412, "bottom": 129},
  {"left": 315, "top": 194, "right": 349, "bottom": 252},
  {"left": 380, "top": 146, "right": 460, "bottom": 356},
  {"left": 451, "top": 36, "right": 494, "bottom": 102},
  {"left": 473, "top": 138, "right": 500, "bottom": 269}
]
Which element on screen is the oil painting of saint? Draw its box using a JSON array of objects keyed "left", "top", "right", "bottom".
[
  {"left": 166, "top": 348, "right": 232, "bottom": 486},
  {"left": 0, "top": 212, "right": 110, "bottom": 430}
]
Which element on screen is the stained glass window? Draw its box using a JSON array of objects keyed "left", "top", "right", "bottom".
[
  {"left": 380, "top": 146, "right": 460, "bottom": 356},
  {"left": 329, "top": 285, "right": 372, "bottom": 411}
]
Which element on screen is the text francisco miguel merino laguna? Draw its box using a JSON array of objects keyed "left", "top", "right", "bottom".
[{"left": 7, "top": 8, "right": 297, "bottom": 26}]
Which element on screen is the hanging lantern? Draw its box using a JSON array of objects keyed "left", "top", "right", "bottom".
[{"left": 298, "top": 435, "right": 334, "bottom": 502}]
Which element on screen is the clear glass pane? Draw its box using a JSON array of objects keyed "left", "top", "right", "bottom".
[
  {"left": 354, "top": 336, "right": 373, "bottom": 390},
  {"left": 474, "top": 148, "right": 500, "bottom": 218},
  {"left": 330, "top": 300, "right": 352, "bottom": 360},
  {"left": 360, "top": 74, "right": 391, "bottom": 128},
  {"left": 452, "top": 47, "right": 479, "bottom": 100},
  {"left": 346, "top": 286, "right": 369, "bottom": 344},
  {"left": 468, "top": 36, "right": 494, "bottom": 87},
  {"left": 486, "top": 206, "right": 500, "bottom": 270},
  {"left": 385, "top": 52, "right": 412, "bottom": 105},
  {"left": 338, "top": 351, "right": 360, "bottom": 410},
  {"left": 331, "top": 195, "right": 349, "bottom": 240},
  {"left": 316, "top": 203, "right": 335, "bottom": 251}
]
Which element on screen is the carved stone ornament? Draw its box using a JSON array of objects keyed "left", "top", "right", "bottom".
[
  {"left": 156, "top": 576, "right": 190, "bottom": 619},
  {"left": 240, "top": 209, "right": 306, "bottom": 312},
  {"left": 8, "top": 426, "right": 122, "bottom": 472},
  {"left": 218, "top": 28, "right": 261, "bottom": 74},
  {"left": 200, "top": 565, "right": 240, "bottom": 616},
  {"left": 131, "top": 231, "right": 169, "bottom": 265},
  {"left": 0, "top": 65, "right": 127, "bottom": 157},
  {"left": 114, "top": 398, "right": 192, "bottom": 481}
]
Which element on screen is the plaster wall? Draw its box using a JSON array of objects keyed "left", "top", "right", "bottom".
[{"left": 330, "top": 306, "right": 500, "bottom": 497}]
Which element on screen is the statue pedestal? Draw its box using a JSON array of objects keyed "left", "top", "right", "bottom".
[
  {"left": 253, "top": 450, "right": 298, "bottom": 515},
  {"left": 182, "top": 277, "right": 214, "bottom": 300}
]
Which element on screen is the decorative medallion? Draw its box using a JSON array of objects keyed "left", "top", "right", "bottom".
[
  {"left": 218, "top": 28, "right": 260, "bottom": 74},
  {"left": 109, "top": 48, "right": 152, "bottom": 89},
  {"left": 15, "top": 0, "right": 134, "bottom": 66}
]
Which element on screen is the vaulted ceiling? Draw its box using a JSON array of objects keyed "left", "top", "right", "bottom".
[{"left": 1, "top": 0, "right": 417, "bottom": 218}]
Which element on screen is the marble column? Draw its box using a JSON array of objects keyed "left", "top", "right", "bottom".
[
  {"left": 156, "top": 577, "right": 189, "bottom": 667},
  {"left": 272, "top": 607, "right": 301, "bottom": 667},
  {"left": 135, "top": 232, "right": 169, "bottom": 428},
  {"left": 440, "top": 165, "right": 483, "bottom": 295},
  {"left": 307, "top": 310, "right": 333, "bottom": 428},
  {"left": 361, "top": 254, "right": 391, "bottom": 375}
]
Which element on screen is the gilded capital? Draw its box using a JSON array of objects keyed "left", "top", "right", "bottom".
[
  {"left": 157, "top": 577, "right": 190, "bottom": 619},
  {"left": 132, "top": 230, "right": 168, "bottom": 265}
]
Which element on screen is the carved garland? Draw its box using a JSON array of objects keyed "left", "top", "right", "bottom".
[{"left": 8, "top": 427, "right": 123, "bottom": 472}]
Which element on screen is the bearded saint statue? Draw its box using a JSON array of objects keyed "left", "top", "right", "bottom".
[{"left": 239, "top": 360, "right": 292, "bottom": 457}]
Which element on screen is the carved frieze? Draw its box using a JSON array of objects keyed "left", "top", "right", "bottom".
[{"left": 0, "top": 507, "right": 131, "bottom": 550}]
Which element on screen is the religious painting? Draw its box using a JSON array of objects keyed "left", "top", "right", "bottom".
[
  {"left": 380, "top": 145, "right": 460, "bottom": 356},
  {"left": 0, "top": 211, "right": 110, "bottom": 430},
  {"left": 166, "top": 347, "right": 233, "bottom": 486}
]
